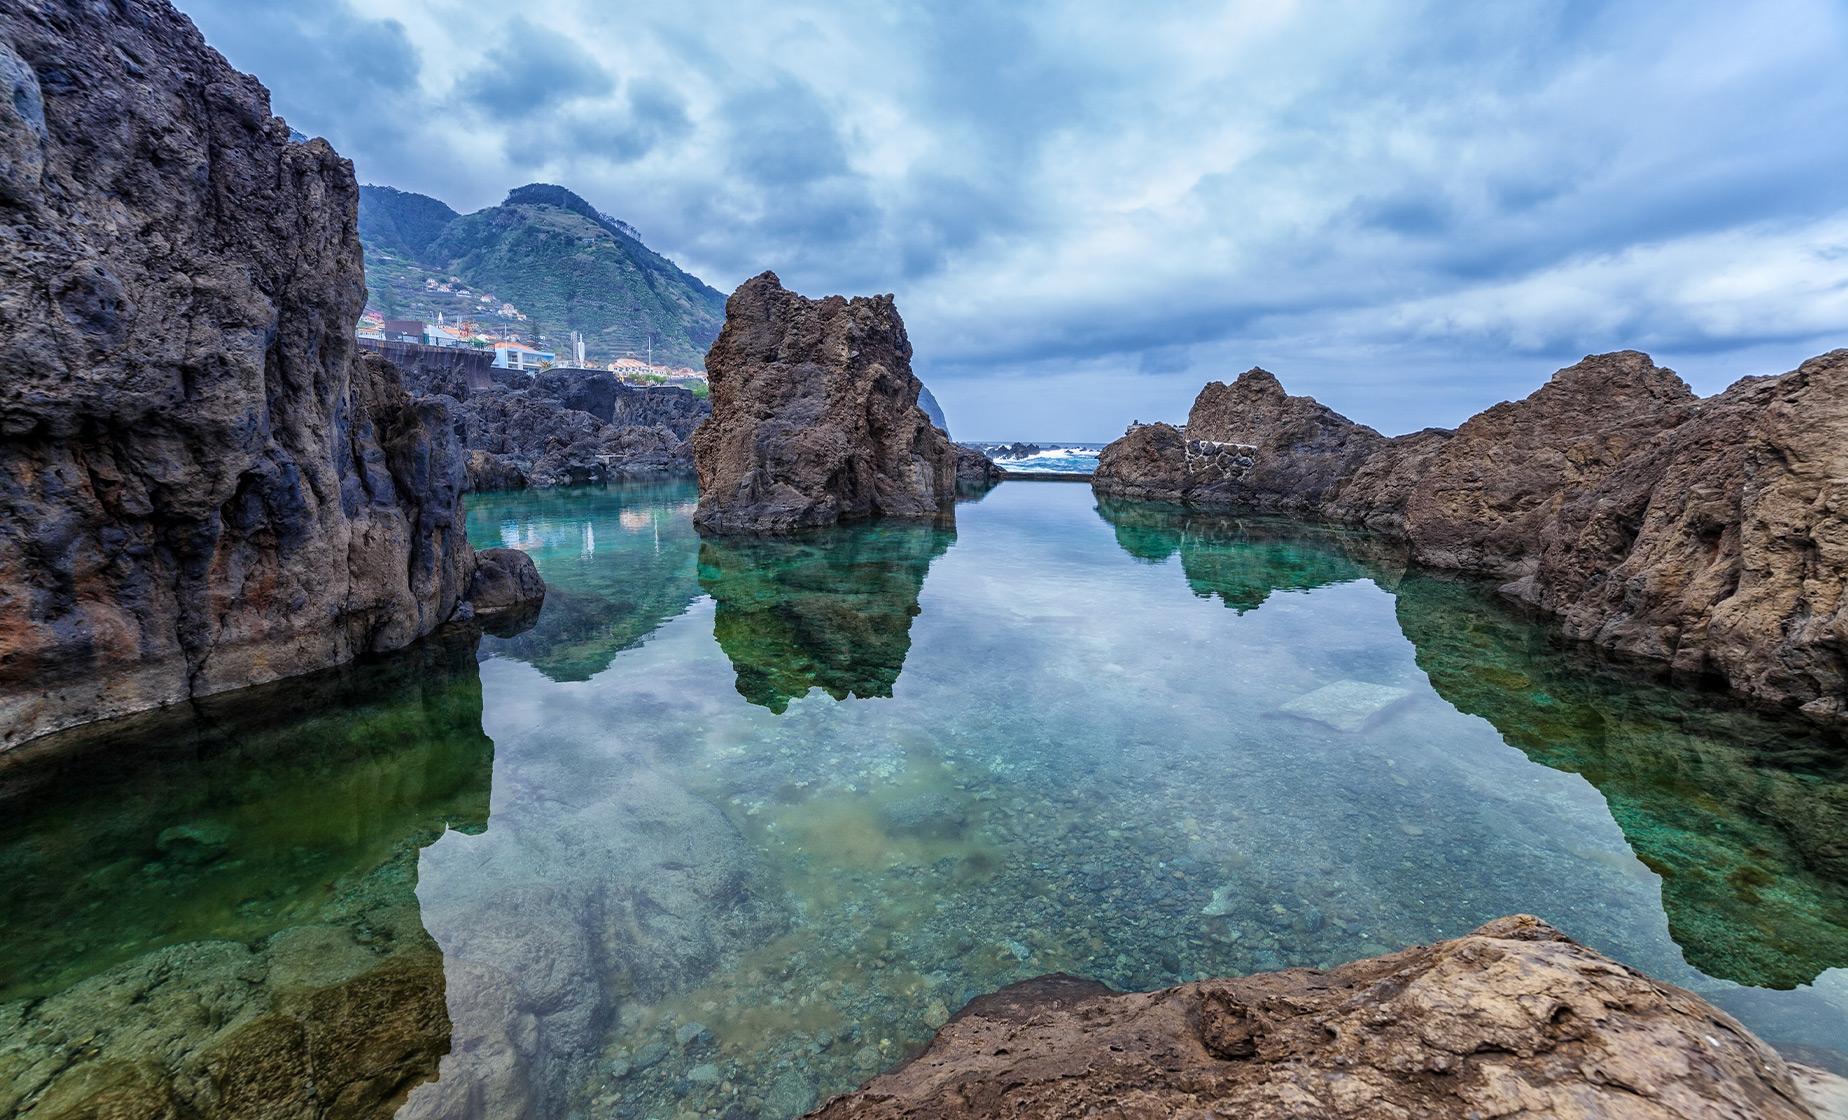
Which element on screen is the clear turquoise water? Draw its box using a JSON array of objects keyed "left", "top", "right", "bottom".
[{"left": 2, "top": 480, "right": 1844, "bottom": 1119}]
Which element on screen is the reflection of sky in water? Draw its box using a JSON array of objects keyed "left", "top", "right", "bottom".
[
  {"left": 1, "top": 481, "right": 1841, "bottom": 1120},
  {"left": 422, "top": 481, "right": 1848, "bottom": 1117}
]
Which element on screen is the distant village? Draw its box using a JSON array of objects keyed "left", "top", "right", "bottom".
[{"left": 356, "top": 276, "right": 708, "bottom": 389}]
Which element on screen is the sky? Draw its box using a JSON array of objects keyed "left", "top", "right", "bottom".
[{"left": 176, "top": 0, "right": 1848, "bottom": 441}]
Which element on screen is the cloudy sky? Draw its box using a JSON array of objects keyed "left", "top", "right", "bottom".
[{"left": 177, "top": 0, "right": 1847, "bottom": 440}]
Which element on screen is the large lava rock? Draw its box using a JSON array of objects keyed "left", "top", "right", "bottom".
[
  {"left": 0, "top": 0, "right": 535, "bottom": 749},
  {"left": 809, "top": 915, "right": 1829, "bottom": 1119},
  {"left": 419, "top": 367, "right": 709, "bottom": 491},
  {"left": 692, "top": 272, "right": 957, "bottom": 533},
  {"left": 1093, "top": 350, "right": 1848, "bottom": 722},
  {"left": 1094, "top": 369, "right": 1385, "bottom": 512}
]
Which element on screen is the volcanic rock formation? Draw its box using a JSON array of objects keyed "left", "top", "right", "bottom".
[
  {"left": 0, "top": 0, "right": 538, "bottom": 749},
  {"left": 692, "top": 273, "right": 958, "bottom": 533},
  {"left": 1093, "top": 352, "right": 1848, "bottom": 722},
  {"left": 378, "top": 348, "right": 711, "bottom": 490},
  {"left": 809, "top": 915, "right": 1830, "bottom": 1119},
  {"left": 954, "top": 445, "right": 1004, "bottom": 492}
]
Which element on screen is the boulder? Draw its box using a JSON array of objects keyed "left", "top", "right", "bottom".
[
  {"left": 1094, "top": 368, "right": 1384, "bottom": 511},
  {"left": 0, "top": 0, "right": 498, "bottom": 748},
  {"left": 1092, "top": 350, "right": 1848, "bottom": 723},
  {"left": 466, "top": 548, "right": 545, "bottom": 616},
  {"left": 809, "top": 916, "right": 1827, "bottom": 1119},
  {"left": 1092, "top": 421, "right": 1189, "bottom": 503},
  {"left": 954, "top": 445, "right": 1003, "bottom": 491},
  {"left": 1182, "top": 368, "right": 1388, "bottom": 512},
  {"left": 692, "top": 272, "right": 958, "bottom": 533}
]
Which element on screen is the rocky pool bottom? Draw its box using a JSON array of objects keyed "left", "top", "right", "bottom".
[{"left": 1, "top": 481, "right": 1844, "bottom": 1120}]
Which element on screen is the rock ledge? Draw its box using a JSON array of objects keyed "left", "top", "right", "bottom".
[{"left": 810, "top": 915, "right": 1828, "bottom": 1119}]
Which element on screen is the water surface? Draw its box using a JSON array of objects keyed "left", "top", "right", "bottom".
[{"left": 3, "top": 480, "right": 1844, "bottom": 1119}]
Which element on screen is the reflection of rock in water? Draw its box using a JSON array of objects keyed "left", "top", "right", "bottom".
[
  {"left": 0, "top": 633, "right": 494, "bottom": 1119},
  {"left": 403, "top": 759, "right": 787, "bottom": 1118},
  {"left": 1393, "top": 574, "right": 1848, "bottom": 991},
  {"left": 1094, "top": 498, "right": 1398, "bottom": 610},
  {"left": 699, "top": 523, "right": 956, "bottom": 712},
  {"left": 471, "top": 484, "right": 704, "bottom": 682},
  {"left": 1097, "top": 497, "right": 1848, "bottom": 992}
]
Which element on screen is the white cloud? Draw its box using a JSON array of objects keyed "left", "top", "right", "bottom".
[{"left": 177, "top": 0, "right": 1848, "bottom": 437}]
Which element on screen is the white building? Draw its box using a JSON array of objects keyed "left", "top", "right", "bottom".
[{"left": 493, "top": 342, "right": 555, "bottom": 371}]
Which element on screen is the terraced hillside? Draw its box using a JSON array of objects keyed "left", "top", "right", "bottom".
[{"left": 358, "top": 183, "right": 726, "bottom": 369}]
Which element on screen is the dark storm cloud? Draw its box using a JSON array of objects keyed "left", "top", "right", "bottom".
[
  {"left": 174, "top": 0, "right": 1848, "bottom": 438},
  {"left": 720, "top": 75, "right": 853, "bottom": 187},
  {"left": 456, "top": 18, "right": 613, "bottom": 120},
  {"left": 172, "top": 0, "right": 418, "bottom": 141}
]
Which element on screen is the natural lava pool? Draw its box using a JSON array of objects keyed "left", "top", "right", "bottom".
[{"left": 3, "top": 480, "right": 1843, "bottom": 1119}]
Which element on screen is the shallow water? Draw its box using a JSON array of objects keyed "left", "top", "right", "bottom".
[{"left": 2, "top": 480, "right": 1845, "bottom": 1119}]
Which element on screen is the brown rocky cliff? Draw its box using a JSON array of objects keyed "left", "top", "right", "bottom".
[
  {"left": 692, "top": 272, "right": 957, "bottom": 533},
  {"left": 0, "top": 0, "right": 530, "bottom": 748},
  {"left": 1527, "top": 351, "right": 1848, "bottom": 719},
  {"left": 809, "top": 916, "right": 1828, "bottom": 1119},
  {"left": 1401, "top": 350, "right": 1699, "bottom": 575},
  {"left": 1093, "top": 349, "right": 1847, "bottom": 723}
]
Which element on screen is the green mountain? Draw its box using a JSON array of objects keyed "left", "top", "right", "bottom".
[
  {"left": 358, "top": 184, "right": 458, "bottom": 259},
  {"left": 357, "top": 183, "right": 726, "bottom": 369}
]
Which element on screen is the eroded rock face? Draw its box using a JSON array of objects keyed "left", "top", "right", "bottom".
[
  {"left": 1524, "top": 351, "right": 1848, "bottom": 721},
  {"left": 439, "top": 386, "right": 705, "bottom": 491},
  {"left": 389, "top": 357, "right": 710, "bottom": 491},
  {"left": 809, "top": 916, "right": 1822, "bottom": 1120},
  {"left": 1093, "top": 350, "right": 1848, "bottom": 722},
  {"left": 692, "top": 272, "right": 957, "bottom": 533},
  {"left": 0, "top": 0, "right": 502, "bottom": 749},
  {"left": 1401, "top": 351, "right": 1698, "bottom": 575}
]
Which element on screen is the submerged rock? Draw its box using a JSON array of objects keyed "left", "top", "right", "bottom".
[
  {"left": 692, "top": 272, "right": 958, "bottom": 533},
  {"left": 1276, "top": 679, "right": 1411, "bottom": 732},
  {"left": 0, "top": 0, "right": 536, "bottom": 748},
  {"left": 809, "top": 916, "right": 1827, "bottom": 1119},
  {"left": 878, "top": 792, "right": 969, "bottom": 840},
  {"left": 1094, "top": 350, "right": 1848, "bottom": 723}
]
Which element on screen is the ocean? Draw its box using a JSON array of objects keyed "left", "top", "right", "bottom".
[{"left": 975, "top": 441, "right": 1104, "bottom": 474}]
